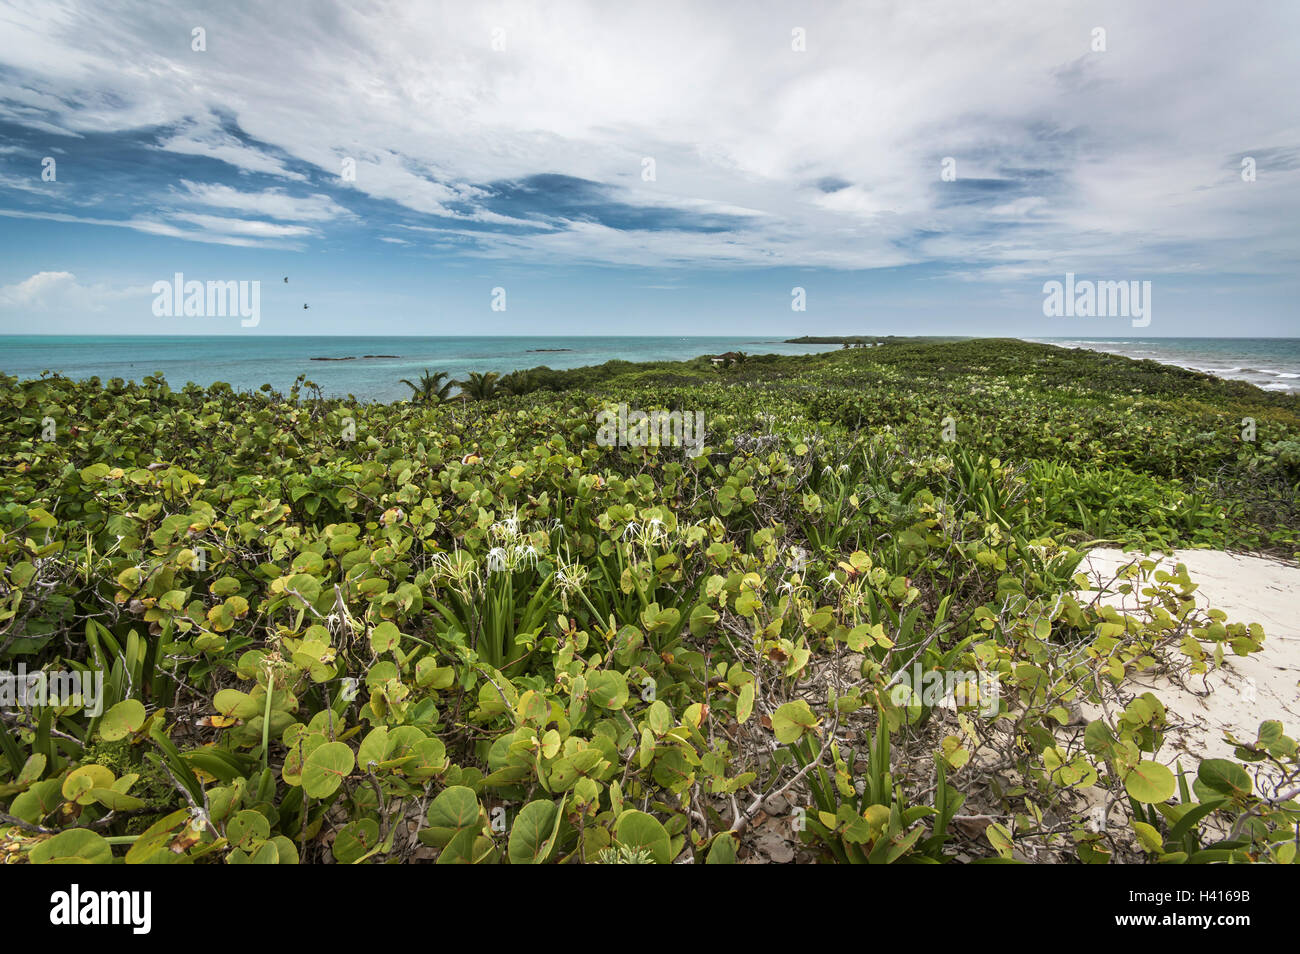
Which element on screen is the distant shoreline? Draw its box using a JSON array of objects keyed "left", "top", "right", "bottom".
[
  {"left": 0, "top": 335, "right": 839, "bottom": 402},
  {"left": 784, "top": 335, "right": 887, "bottom": 344},
  {"left": 7, "top": 335, "right": 1295, "bottom": 399},
  {"left": 1026, "top": 337, "right": 1300, "bottom": 395}
]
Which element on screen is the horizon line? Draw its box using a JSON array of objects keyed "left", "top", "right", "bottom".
[{"left": 2, "top": 333, "right": 1298, "bottom": 340}]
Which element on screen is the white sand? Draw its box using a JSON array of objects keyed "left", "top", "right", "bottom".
[{"left": 1077, "top": 548, "right": 1300, "bottom": 765}]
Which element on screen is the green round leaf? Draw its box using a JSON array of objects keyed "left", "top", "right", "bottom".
[
  {"left": 588, "top": 671, "right": 628, "bottom": 710},
  {"left": 226, "top": 809, "right": 271, "bottom": 849},
  {"left": 508, "top": 799, "right": 561, "bottom": 864},
  {"left": 61, "top": 764, "right": 114, "bottom": 805},
  {"left": 370, "top": 621, "right": 401, "bottom": 655},
  {"left": 646, "top": 700, "right": 671, "bottom": 735},
  {"left": 99, "top": 699, "right": 147, "bottom": 741},
  {"left": 29, "top": 828, "right": 113, "bottom": 865},
  {"left": 270, "top": 835, "right": 300, "bottom": 865},
  {"left": 424, "top": 786, "right": 483, "bottom": 863},
  {"left": 706, "top": 831, "right": 738, "bottom": 864},
  {"left": 357, "top": 726, "right": 391, "bottom": 770},
  {"left": 771, "top": 700, "right": 819, "bottom": 744},
  {"left": 1196, "top": 758, "right": 1252, "bottom": 799},
  {"left": 736, "top": 682, "right": 755, "bottom": 724},
  {"left": 282, "top": 732, "right": 326, "bottom": 787},
  {"left": 426, "top": 785, "right": 480, "bottom": 832},
  {"left": 1133, "top": 820, "right": 1164, "bottom": 853},
  {"left": 1124, "top": 760, "right": 1176, "bottom": 804},
  {"left": 247, "top": 841, "right": 280, "bottom": 864},
  {"left": 614, "top": 809, "right": 672, "bottom": 864},
  {"left": 302, "top": 741, "right": 355, "bottom": 799},
  {"left": 407, "top": 737, "right": 449, "bottom": 779},
  {"left": 333, "top": 819, "right": 381, "bottom": 863}
]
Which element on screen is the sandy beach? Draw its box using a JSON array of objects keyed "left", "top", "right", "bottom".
[{"left": 1078, "top": 548, "right": 1300, "bottom": 765}]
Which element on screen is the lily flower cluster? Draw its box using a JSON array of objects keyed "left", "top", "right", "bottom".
[{"left": 431, "top": 511, "right": 548, "bottom": 591}]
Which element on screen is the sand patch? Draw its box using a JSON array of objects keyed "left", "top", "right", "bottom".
[{"left": 1077, "top": 548, "right": 1300, "bottom": 765}]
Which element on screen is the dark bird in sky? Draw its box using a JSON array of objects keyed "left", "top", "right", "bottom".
[
  {"left": 303, "top": 303, "right": 309, "bottom": 309},
  {"left": 283, "top": 276, "right": 289, "bottom": 283}
]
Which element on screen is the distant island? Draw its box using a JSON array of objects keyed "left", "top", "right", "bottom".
[
  {"left": 783, "top": 335, "right": 974, "bottom": 346},
  {"left": 311, "top": 354, "right": 401, "bottom": 361},
  {"left": 784, "top": 335, "right": 888, "bottom": 345}
]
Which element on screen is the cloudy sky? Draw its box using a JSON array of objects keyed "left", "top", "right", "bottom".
[{"left": 0, "top": 0, "right": 1296, "bottom": 336}]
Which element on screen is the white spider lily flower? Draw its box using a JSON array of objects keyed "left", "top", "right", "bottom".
[
  {"left": 554, "top": 552, "right": 589, "bottom": 589},
  {"left": 822, "top": 573, "right": 840, "bottom": 588},
  {"left": 621, "top": 521, "right": 642, "bottom": 540},
  {"left": 553, "top": 554, "right": 590, "bottom": 610},
  {"left": 486, "top": 547, "right": 508, "bottom": 574},
  {"left": 433, "top": 551, "right": 481, "bottom": 594},
  {"left": 644, "top": 516, "right": 670, "bottom": 544},
  {"left": 430, "top": 550, "right": 474, "bottom": 589},
  {"left": 429, "top": 550, "right": 459, "bottom": 575},
  {"left": 489, "top": 510, "right": 522, "bottom": 544},
  {"left": 513, "top": 544, "right": 540, "bottom": 571}
]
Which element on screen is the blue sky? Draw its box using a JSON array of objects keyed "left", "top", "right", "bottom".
[{"left": 0, "top": 0, "right": 1297, "bottom": 337}]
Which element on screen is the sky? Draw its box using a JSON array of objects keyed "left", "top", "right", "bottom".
[{"left": 0, "top": 0, "right": 1297, "bottom": 337}]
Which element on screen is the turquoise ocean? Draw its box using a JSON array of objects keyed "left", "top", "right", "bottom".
[
  {"left": 1028, "top": 337, "right": 1300, "bottom": 396},
  {"left": 2, "top": 336, "right": 1297, "bottom": 402},
  {"left": 0, "top": 336, "right": 838, "bottom": 403}
]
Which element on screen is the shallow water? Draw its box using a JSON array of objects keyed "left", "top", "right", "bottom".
[{"left": 0, "top": 335, "right": 838, "bottom": 402}]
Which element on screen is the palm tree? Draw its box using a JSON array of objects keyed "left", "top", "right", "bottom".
[
  {"left": 498, "top": 369, "right": 536, "bottom": 396},
  {"left": 400, "top": 370, "right": 455, "bottom": 404},
  {"left": 456, "top": 371, "right": 500, "bottom": 401}
]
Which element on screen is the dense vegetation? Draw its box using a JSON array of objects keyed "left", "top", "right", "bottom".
[{"left": 1, "top": 339, "right": 1297, "bottom": 864}]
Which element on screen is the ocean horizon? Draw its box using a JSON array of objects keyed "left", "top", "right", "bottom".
[
  {"left": 3, "top": 334, "right": 1298, "bottom": 402},
  {"left": 1028, "top": 337, "right": 1300, "bottom": 396},
  {"left": 0, "top": 335, "right": 842, "bottom": 403}
]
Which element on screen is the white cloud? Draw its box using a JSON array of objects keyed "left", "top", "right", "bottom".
[
  {"left": 157, "top": 118, "right": 307, "bottom": 181},
  {"left": 0, "top": 208, "right": 299, "bottom": 248},
  {"left": 168, "top": 212, "right": 319, "bottom": 238},
  {"left": 173, "top": 180, "right": 345, "bottom": 222},
  {"left": 0, "top": 0, "right": 1297, "bottom": 275},
  {"left": 0, "top": 172, "right": 56, "bottom": 196},
  {"left": 0, "top": 270, "right": 144, "bottom": 311}
]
